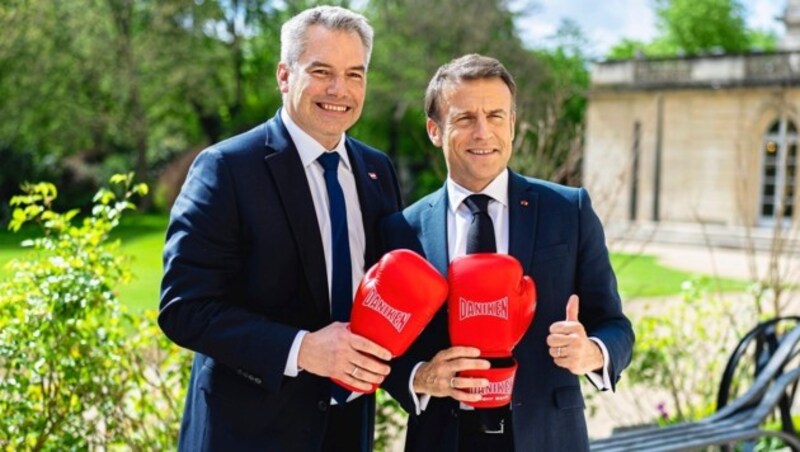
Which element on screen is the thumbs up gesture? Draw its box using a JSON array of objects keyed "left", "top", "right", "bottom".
[{"left": 547, "top": 295, "right": 604, "bottom": 375}]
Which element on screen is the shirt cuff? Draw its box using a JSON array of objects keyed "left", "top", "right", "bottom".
[
  {"left": 284, "top": 330, "right": 308, "bottom": 377},
  {"left": 409, "top": 362, "right": 431, "bottom": 415},
  {"left": 586, "top": 337, "right": 612, "bottom": 390}
]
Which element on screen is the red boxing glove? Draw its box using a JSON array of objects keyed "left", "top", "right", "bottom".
[
  {"left": 448, "top": 253, "right": 536, "bottom": 408},
  {"left": 333, "top": 249, "right": 448, "bottom": 393}
]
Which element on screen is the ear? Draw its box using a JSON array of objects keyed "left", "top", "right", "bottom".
[
  {"left": 276, "top": 62, "right": 291, "bottom": 94},
  {"left": 426, "top": 118, "right": 443, "bottom": 147}
]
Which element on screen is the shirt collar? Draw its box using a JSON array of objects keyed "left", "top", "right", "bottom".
[
  {"left": 281, "top": 108, "right": 351, "bottom": 171},
  {"left": 447, "top": 170, "right": 509, "bottom": 214}
]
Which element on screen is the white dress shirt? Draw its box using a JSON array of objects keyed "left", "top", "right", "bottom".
[
  {"left": 280, "top": 109, "right": 366, "bottom": 381},
  {"left": 408, "top": 171, "right": 612, "bottom": 414}
]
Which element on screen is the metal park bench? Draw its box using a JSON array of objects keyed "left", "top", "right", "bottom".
[{"left": 591, "top": 317, "right": 800, "bottom": 451}]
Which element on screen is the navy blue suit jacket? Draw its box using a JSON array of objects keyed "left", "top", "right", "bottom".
[
  {"left": 159, "top": 111, "right": 402, "bottom": 451},
  {"left": 381, "top": 170, "right": 634, "bottom": 451}
]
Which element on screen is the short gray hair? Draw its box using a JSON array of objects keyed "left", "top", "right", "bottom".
[
  {"left": 280, "top": 5, "right": 374, "bottom": 69},
  {"left": 425, "top": 54, "right": 517, "bottom": 125}
]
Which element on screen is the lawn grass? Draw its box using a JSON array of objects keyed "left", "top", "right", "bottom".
[
  {"left": 112, "top": 214, "right": 169, "bottom": 311},
  {"left": 0, "top": 220, "right": 38, "bottom": 269},
  {"left": 611, "top": 253, "right": 749, "bottom": 299},
  {"left": 0, "top": 213, "right": 751, "bottom": 310}
]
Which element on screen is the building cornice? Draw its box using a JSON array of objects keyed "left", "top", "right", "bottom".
[{"left": 591, "top": 51, "right": 800, "bottom": 93}]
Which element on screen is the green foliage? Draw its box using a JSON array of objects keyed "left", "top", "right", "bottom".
[
  {"left": 624, "top": 277, "right": 758, "bottom": 423},
  {"left": 607, "top": 0, "right": 778, "bottom": 59},
  {"left": 0, "top": 174, "right": 191, "bottom": 449},
  {"left": 755, "top": 414, "right": 800, "bottom": 450},
  {"left": 514, "top": 19, "right": 590, "bottom": 185},
  {"left": 746, "top": 28, "right": 780, "bottom": 52},
  {"left": 0, "top": 0, "right": 286, "bottom": 212},
  {"left": 655, "top": 0, "right": 749, "bottom": 55},
  {"left": 607, "top": 37, "right": 681, "bottom": 60},
  {"left": 374, "top": 388, "right": 408, "bottom": 450}
]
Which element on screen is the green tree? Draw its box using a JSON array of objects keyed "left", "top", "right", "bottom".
[
  {"left": 0, "top": 0, "right": 171, "bottom": 208},
  {"left": 607, "top": 0, "right": 778, "bottom": 59},
  {"left": 0, "top": 1, "right": 357, "bottom": 216},
  {"left": 513, "top": 19, "right": 590, "bottom": 186},
  {"left": 657, "top": 0, "right": 749, "bottom": 54}
]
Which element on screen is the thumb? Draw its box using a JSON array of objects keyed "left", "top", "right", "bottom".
[{"left": 566, "top": 294, "right": 579, "bottom": 322}]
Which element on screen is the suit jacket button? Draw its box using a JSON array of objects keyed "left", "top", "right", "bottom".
[
  {"left": 254, "top": 378, "right": 262, "bottom": 384},
  {"left": 318, "top": 400, "right": 329, "bottom": 412}
]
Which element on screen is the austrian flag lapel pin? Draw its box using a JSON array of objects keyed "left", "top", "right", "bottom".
[{"left": 368, "top": 171, "right": 378, "bottom": 180}]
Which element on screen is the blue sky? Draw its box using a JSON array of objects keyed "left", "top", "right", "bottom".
[{"left": 516, "top": 0, "right": 788, "bottom": 57}]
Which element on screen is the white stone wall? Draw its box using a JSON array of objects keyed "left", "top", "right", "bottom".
[{"left": 584, "top": 87, "right": 800, "bottom": 229}]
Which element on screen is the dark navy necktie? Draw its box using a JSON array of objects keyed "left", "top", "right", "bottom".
[
  {"left": 464, "top": 194, "right": 496, "bottom": 254},
  {"left": 318, "top": 151, "right": 353, "bottom": 322},
  {"left": 318, "top": 151, "right": 353, "bottom": 404}
]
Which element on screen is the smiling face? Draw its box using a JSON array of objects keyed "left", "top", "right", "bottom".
[
  {"left": 277, "top": 25, "right": 367, "bottom": 149},
  {"left": 427, "top": 78, "right": 516, "bottom": 192}
]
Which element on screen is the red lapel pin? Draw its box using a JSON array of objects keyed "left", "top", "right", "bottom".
[{"left": 520, "top": 199, "right": 529, "bottom": 207}]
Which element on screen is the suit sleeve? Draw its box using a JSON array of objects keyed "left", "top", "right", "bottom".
[
  {"left": 158, "top": 148, "right": 299, "bottom": 393},
  {"left": 575, "top": 187, "right": 635, "bottom": 390}
]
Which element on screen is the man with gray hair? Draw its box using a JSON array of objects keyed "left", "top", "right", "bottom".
[{"left": 159, "top": 5, "right": 402, "bottom": 451}]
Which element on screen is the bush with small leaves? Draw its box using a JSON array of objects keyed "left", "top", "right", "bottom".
[
  {"left": 374, "top": 388, "right": 408, "bottom": 450},
  {"left": 0, "top": 174, "right": 191, "bottom": 450},
  {"left": 624, "top": 276, "right": 758, "bottom": 424}
]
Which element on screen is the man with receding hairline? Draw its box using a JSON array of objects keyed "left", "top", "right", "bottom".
[{"left": 159, "top": 6, "right": 402, "bottom": 451}]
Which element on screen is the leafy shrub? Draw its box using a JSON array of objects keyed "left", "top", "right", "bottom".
[
  {"left": 375, "top": 388, "right": 408, "bottom": 450},
  {"left": 624, "top": 276, "right": 758, "bottom": 423},
  {"left": 0, "top": 174, "right": 191, "bottom": 450}
]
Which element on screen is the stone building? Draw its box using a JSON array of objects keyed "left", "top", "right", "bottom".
[{"left": 585, "top": 0, "right": 800, "bottom": 249}]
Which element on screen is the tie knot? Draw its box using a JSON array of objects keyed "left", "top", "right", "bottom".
[
  {"left": 318, "top": 152, "right": 340, "bottom": 172},
  {"left": 464, "top": 194, "right": 492, "bottom": 215}
]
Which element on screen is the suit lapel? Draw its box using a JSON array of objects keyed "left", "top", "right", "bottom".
[
  {"left": 262, "top": 113, "right": 330, "bottom": 321},
  {"left": 345, "top": 137, "right": 382, "bottom": 266},
  {"left": 508, "top": 170, "right": 538, "bottom": 274},
  {"left": 420, "top": 187, "right": 450, "bottom": 276}
]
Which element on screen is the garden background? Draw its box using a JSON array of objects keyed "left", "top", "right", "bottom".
[{"left": 1, "top": 0, "right": 797, "bottom": 449}]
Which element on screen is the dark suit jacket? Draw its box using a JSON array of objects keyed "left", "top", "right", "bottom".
[
  {"left": 159, "top": 110, "right": 402, "bottom": 451},
  {"left": 381, "top": 170, "right": 634, "bottom": 452}
]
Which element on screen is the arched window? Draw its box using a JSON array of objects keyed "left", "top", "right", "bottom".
[{"left": 759, "top": 118, "right": 798, "bottom": 225}]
